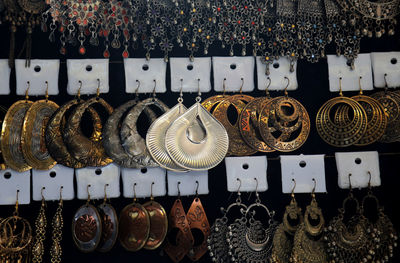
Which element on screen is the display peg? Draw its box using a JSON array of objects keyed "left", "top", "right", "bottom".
[
  {"left": 121, "top": 167, "right": 166, "bottom": 198},
  {"left": 256, "top": 57, "right": 298, "bottom": 91},
  {"left": 170, "top": 57, "right": 212, "bottom": 93},
  {"left": 76, "top": 163, "right": 120, "bottom": 200},
  {"left": 0, "top": 169, "right": 31, "bottom": 205},
  {"left": 67, "top": 59, "right": 109, "bottom": 95},
  {"left": 327, "top": 54, "right": 373, "bottom": 92},
  {"left": 225, "top": 156, "right": 268, "bottom": 192},
  {"left": 124, "top": 58, "right": 167, "bottom": 94},
  {"left": 15, "top": 59, "right": 60, "bottom": 96},
  {"left": 167, "top": 170, "right": 208, "bottom": 196},
  {"left": 213, "top": 56, "right": 255, "bottom": 92},
  {"left": 32, "top": 165, "right": 74, "bottom": 201},
  {"left": 371, "top": 52, "right": 400, "bottom": 88},
  {"left": 335, "top": 151, "right": 381, "bottom": 189},
  {"left": 281, "top": 154, "right": 327, "bottom": 193}
]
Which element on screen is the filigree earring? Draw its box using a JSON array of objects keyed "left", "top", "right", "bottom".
[
  {"left": 208, "top": 178, "right": 247, "bottom": 263},
  {"left": 272, "top": 179, "right": 303, "bottom": 263},
  {"left": 51, "top": 186, "right": 64, "bottom": 263},
  {"left": 227, "top": 178, "right": 278, "bottom": 263},
  {"left": 32, "top": 187, "right": 47, "bottom": 263},
  {"left": 291, "top": 179, "right": 327, "bottom": 263}
]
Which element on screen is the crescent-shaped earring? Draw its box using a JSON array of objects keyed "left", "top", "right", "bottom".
[
  {"left": 146, "top": 78, "right": 188, "bottom": 172},
  {"left": 165, "top": 79, "right": 229, "bottom": 170},
  {"left": 103, "top": 80, "right": 158, "bottom": 168},
  {"left": 45, "top": 81, "right": 103, "bottom": 168},
  {"left": 0, "top": 105, "right": 9, "bottom": 170},
  {"left": 1, "top": 81, "right": 33, "bottom": 172},
  {"left": 63, "top": 79, "right": 114, "bottom": 167},
  {"left": 97, "top": 184, "right": 118, "bottom": 253},
  {"left": 21, "top": 81, "right": 59, "bottom": 170},
  {"left": 119, "top": 80, "right": 170, "bottom": 168}
]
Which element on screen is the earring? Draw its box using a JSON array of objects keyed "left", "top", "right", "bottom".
[
  {"left": 32, "top": 187, "right": 47, "bottom": 263},
  {"left": 72, "top": 185, "right": 102, "bottom": 252},
  {"left": 316, "top": 77, "right": 368, "bottom": 147},
  {"left": 186, "top": 181, "right": 211, "bottom": 261},
  {"left": 239, "top": 76, "right": 276, "bottom": 153},
  {"left": 143, "top": 182, "right": 168, "bottom": 250},
  {"left": 227, "top": 178, "right": 278, "bottom": 263},
  {"left": 258, "top": 77, "right": 311, "bottom": 152},
  {"left": 201, "top": 78, "right": 230, "bottom": 113},
  {"left": 51, "top": 186, "right": 64, "bottom": 263},
  {"left": 271, "top": 179, "right": 303, "bottom": 263},
  {"left": 97, "top": 184, "right": 118, "bottom": 253},
  {"left": 165, "top": 79, "right": 229, "bottom": 170},
  {"left": 207, "top": 178, "right": 247, "bottom": 263},
  {"left": 0, "top": 190, "right": 32, "bottom": 262},
  {"left": 361, "top": 172, "right": 397, "bottom": 262},
  {"left": 291, "top": 179, "right": 327, "bottom": 263},
  {"left": 164, "top": 182, "right": 194, "bottom": 263},
  {"left": 0, "top": 82, "right": 33, "bottom": 172},
  {"left": 119, "top": 183, "right": 150, "bottom": 252},
  {"left": 146, "top": 79, "right": 189, "bottom": 172}
]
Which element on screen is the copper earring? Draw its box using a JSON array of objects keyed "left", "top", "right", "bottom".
[{"left": 164, "top": 182, "right": 194, "bottom": 263}]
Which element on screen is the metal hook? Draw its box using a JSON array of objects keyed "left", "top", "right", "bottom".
[
  {"left": 152, "top": 79, "right": 157, "bottom": 98},
  {"left": 339, "top": 77, "right": 343, "bottom": 96},
  {"left": 223, "top": 78, "right": 227, "bottom": 95},
  {"left": 77, "top": 80, "right": 82, "bottom": 100},
  {"left": 180, "top": 78, "right": 184, "bottom": 97},
  {"left": 25, "top": 81, "right": 30, "bottom": 101},
  {"left": 104, "top": 184, "right": 109, "bottom": 203},
  {"left": 177, "top": 181, "right": 181, "bottom": 198},
  {"left": 45, "top": 81, "right": 49, "bottom": 102},
  {"left": 284, "top": 76, "right": 289, "bottom": 97},
  {"left": 86, "top": 184, "right": 91, "bottom": 205},
  {"left": 150, "top": 182, "right": 155, "bottom": 200},
  {"left": 59, "top": 186, "right": 63, "bottom": 203},
  {"left": 358, "top": 76, "right": 363, "bottom": 95},
  {"left": 135, "top": 80, "right": 140, "bottom": 97},
  {"left": 311, "top": 178, "right": 316, "bottom": 197},
  {"left": 133, "top": 183, "right": 137, "bottom": 201},
  {"left": 266, "top": 77, "right": 271, "bottom": 97},
  {"left": 239, "top": 78, "right": 244, "bottom": 93},
  {"left": 236, "top": 178, "right": 242, "bottom": 193},
  {"left": 384, "top": 73, "right": 388, "bottom": 88},
  {"left": 96, "top": 78, "right": 100, "bottom": 98},
  {"left": 14, "top": 190, "right": 20, "bottom": 216},
  {"left": 195, "top": 180, "right": 199, "bottom": 197},
  {"left": 367, "top": 171, "right": 372, "bottom": 190},
  {"left": 197, "top": 78, "right": 201, "bottom": 97},
  {"left": 291, "top": 178, "right": 296, "bottom": 198},
  {"left": 254, "top": 178, "right": 260, "bottom": 203},
  {"left": 41, "top": 187, "right": 45, "bottom": 201},
  {"left": 348, "top": 174, "right": 353, "bottom": 192}
]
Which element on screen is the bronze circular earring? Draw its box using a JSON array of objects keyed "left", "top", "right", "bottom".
[
  {"left": 21, "top": 81, "right": 59, "bottom": 170},
  {"left": 0, "top": 105, "right": 8, "bottom": 170},
  {"left": 72, "top": 185, "right": 102, "bottom": 253},
  {"left": 1, "top": 83, "right": 33, "bottom": 172},
  {"left": 63, "top": 82, "right": 114, "bottom": 167}
]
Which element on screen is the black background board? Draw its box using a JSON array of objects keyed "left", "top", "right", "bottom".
[{"left": 0, "top": 22, "right": 400, "bottom": 263}]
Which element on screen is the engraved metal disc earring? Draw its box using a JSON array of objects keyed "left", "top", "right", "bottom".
[
  {"left": 97, "top": 184, "right": 118, "bottom": 253},
  {"left": 72, "top": 185, "right": 102, "bottom": 253},
  {"left": 146, "top": 79, "right": 189, "bottom": 172},
  {"left": 165, "top": 79, "right": 229, "bottom": 170}
]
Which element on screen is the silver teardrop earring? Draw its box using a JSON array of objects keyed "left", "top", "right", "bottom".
[{"left": 165, "top": 78, "right": 229, "bottom": 170}]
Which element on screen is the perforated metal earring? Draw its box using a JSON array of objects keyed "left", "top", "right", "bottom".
[
  {"left": 32, "top": 187, "right": 47, "bottom": 263},
  {"left": 51, "top": 186, "right": 64, "bottom": 263}
]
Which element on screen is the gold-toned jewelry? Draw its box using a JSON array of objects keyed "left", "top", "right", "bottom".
[
  {"left": 291, "top": 180, "right": 328, "bottom": 263},
  {"left": 0, "top": 83, "right": 33, "bottom": 172},
  {"left": 0, "top": 190, "right": 33, "bottom": 262},
  {"left": 50, "top": 187, "right": 64, "bottom": 263},
  {"left": 32, "top": 187, "right": 47, "bottom": 263},
  {"left": 0, "top": 105, "right": 8, "bottom": 170},
  {"left": 316, "top": 77, "right": 367, "bottom": 147},
  {"left": 21, "top": 81, "right": 59, "bottom": 170},
  {"left": 272, "top": 179, "right": 303, "bottom": 263},
  {"left": 259, "top": 78, "right": 310, "bottom": 152}
]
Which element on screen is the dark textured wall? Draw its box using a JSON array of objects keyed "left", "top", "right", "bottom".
[{"left": 0, "top": 22, "right": 399, "bottom": 263}]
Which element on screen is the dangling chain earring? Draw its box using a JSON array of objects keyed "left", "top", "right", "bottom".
[
  {"left": 361, "top": 172, "right": 398, "bottom": 262},
  {"left": 51, "top": 186, "right": 64, "bottom": 263},
  {"left": 291, "top": 179, "right": 328, "bottom": 263},
  {"left": 32, "top": 187, "right": 47, "bottom": 263},
  {"left": 207, "top": 178, "right": 247, "bottom": 263},
  {"left": 271, "top": 179, "right": 303, "bottom": 263}
]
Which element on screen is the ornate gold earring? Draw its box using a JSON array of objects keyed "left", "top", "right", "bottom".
[
  {"left": 272, "top": 179, "right": 303, "bottom": 263},
  {"left": 51, "top": 186, "right": 64, "bottom": 263},
  {"left": 32, "top": 187, "right": 47, "bottom": 263}
]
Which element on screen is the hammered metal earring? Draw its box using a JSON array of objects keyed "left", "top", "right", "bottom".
[
  {"left": 208, "top": 178, "right": 247, "bottom": 263},
  {"left": 164, "top": 182, "right": 194, "bottom": 263},
  {"left": 227, "top": 178, "right": 278, "bottom": 263},
  {"left": 186, "top": 181, "right": 211, "bottom": 261},
  {"left": 165, "top": 79, "right": 229, "bottom": 170},
  {"left": 97, "top": 184, "right": 118, "bottom": 253},
  {"left": 32, "top": 187, "right": 47, "bottom": 263},
  {"left": 292, "top": 179, "right": 327, "bottom": 263},
  {"left": 72, "top": 185, "right": 102, "bottom": 253},
  {"left": 271, "top": 179, "right": 303, "bottom": 263},
  {"left": 51, "top": 186, "right": 64, "bottom": 263}
]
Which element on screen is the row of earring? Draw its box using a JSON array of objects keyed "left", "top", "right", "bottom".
[
  {"left": 208, "top": 174, "right": 397, "bottom": 263},
  {"left": 317, "top": 75, "right": 400, "bottom": 147}
]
